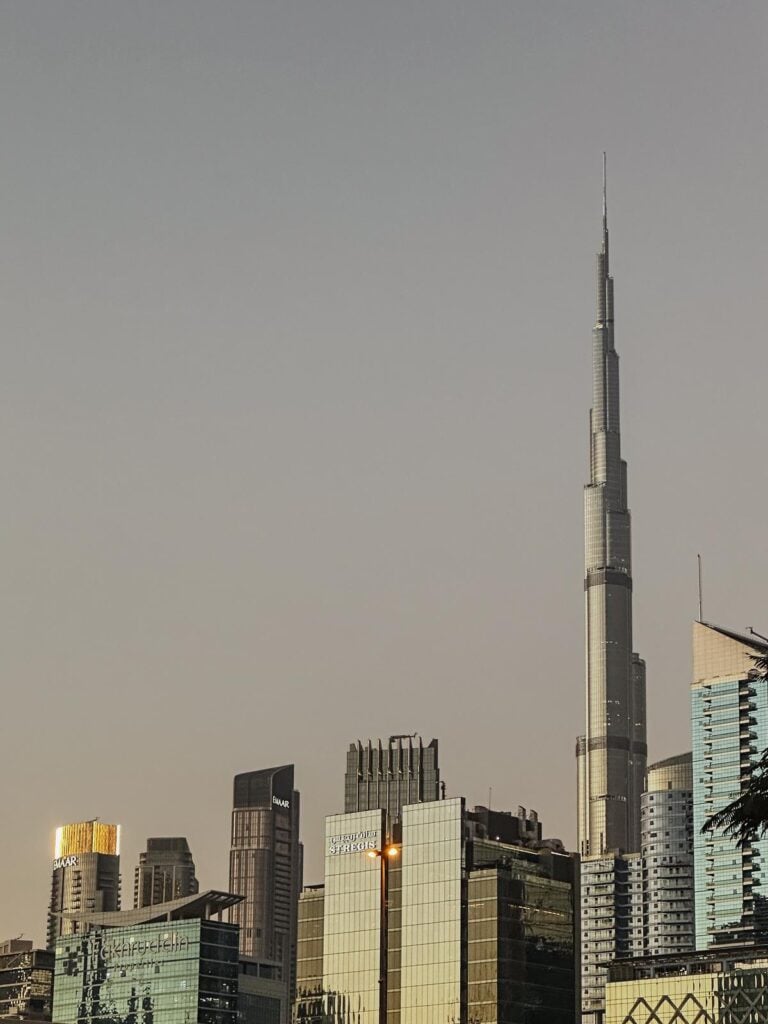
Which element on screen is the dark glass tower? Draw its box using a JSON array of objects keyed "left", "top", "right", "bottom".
[
  {"left": 576, "top": 159, "right": 647, "bottom": 858},
  {"left": 134, "top": 837, "right": 199, "bottom": 909},
  {"left": 344, "top": 735, "right": 441, "bottom": 819},
  {"left": 228, "top": 765, "right": 301, "bottom": 1018}
]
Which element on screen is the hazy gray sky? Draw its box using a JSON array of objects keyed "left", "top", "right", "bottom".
[{"left": 1, "top": 1, "right": 766, "bottom": 944}]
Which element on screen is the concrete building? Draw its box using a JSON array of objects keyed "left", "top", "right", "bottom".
[
  {"left": 46, "top": 820, "right": 120, "bottom": 951},
  {"left": 605, "top": 945, "right": 768, "bottom": 1024},
  {"left": 239, "top": 958, "right": 287, "bottom": 1024},
  {"left": 641, "top": 753, "right": 694, "bottom": 955},
  {"left": 576, "top": 158, "right": 647, "bottom": 861},
  {"left": 0, "top": 940, "right": 53, "bottom": 1021},
  {"left": 134, "top": 837, "right": 198, "bottom": 909},
  {"left": 580, "top": 853, "right": 643, "bottom": 1023},
  {"left": 580, "top": 752, "right": 694, "bottom": 1021},
  {"left": 692, "top": 621, "right": 768, "bottom": 947},
  {"left": 344, "top": 736, "right": 441, "bottom": 820}
]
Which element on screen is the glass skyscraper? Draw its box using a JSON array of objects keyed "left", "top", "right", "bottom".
[
  {"left": 300, "top": 799, "right": 576, "bottom": 1024},
  {"left": 228, "top": 765, "right": 301, "bottom": 1017},
  {"left": 577, "top": 160, "right": 647, "bottom": 860},
  {"left": 344, "top": 736, "right": 441, "bottom": 820},
  {"left": 692, "top": 620, "right": 768, "bottom": 948}
]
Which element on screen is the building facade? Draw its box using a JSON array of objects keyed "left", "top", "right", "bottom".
[
  {"left": 228, "top": 765, "right": 301, "bottom": 1018},
  {"left": 292, "top": 888, "right": 325, "bottom": 1023},
  {"left": 692, "top": 620, "right": 768, "bottom": 948},
  {"left": 641, "top": 753, "right": 694, "bottom": 955},
  {"left": 47, "top": 821, "right": 121, "bottom": 951},
  {"left": 344, "top": 736, "right": 441, "bottom": 819},
  {"left": 605, "top": 945, "right": 768, "bottom": 1024},
  {"left": 580, "top": 751, "right": 695, "bottom": 1021},
  {"left": 134, "top": 837, "right": 198, "bottom": 909},
  {"left": 577, "top": 160, "right": 647, "bottom": 860},
  {"left": 0, "top": 940, "right": 54, "bottom": 1021},
  {"left": 300, "top": 799, "right": 576, "bottom": 1024},
  {"left": 239, "top": 958, "right": 286, "bottom": 1024},
  {"left": 580, "top": 853, "right": 643, "bottom": 1023},
  {"left": 51, "top": 891, "right": 241, "bottom": 1024}
]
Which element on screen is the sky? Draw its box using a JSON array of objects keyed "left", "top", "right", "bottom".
[{"left": 0, "top": 1, "right": 766, "bottom": 944}]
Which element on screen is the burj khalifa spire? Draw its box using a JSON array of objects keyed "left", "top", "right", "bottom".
[{"left": 576, "top": 158, "right": 647, "bottom": 857}]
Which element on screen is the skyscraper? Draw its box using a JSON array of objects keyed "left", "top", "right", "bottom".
[
  {"left": 577, "top": 158, "right": 647, "bottom": 859},
  {"left": 228, "top": 765, "right": 301, "bottom": 1020},
  {"left": 641, "top": 753, "right": 694, "bottom": 956},
  {"left": 692, "top": 620, "right": 768, "bottom": 948},
  {"left": 313, "top": 798, "right": 576, "bottom": 1024},
  {"left": 46, "top": 820, "right": 120, "bottom": 951},
  {"left": 344, "top": 735, "right": 441, "bottom": 819},
  {"left": 134, "top": 837, "right": 199, "bottom": 909}
]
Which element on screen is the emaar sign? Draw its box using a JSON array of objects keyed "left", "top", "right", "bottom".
[{"left": 272, "top": 795, "right": 290, "bottom": 809}]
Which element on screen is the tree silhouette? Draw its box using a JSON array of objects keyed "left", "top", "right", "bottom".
[{"left": 702, "top": 647, "right": 768, "bottom": 845}]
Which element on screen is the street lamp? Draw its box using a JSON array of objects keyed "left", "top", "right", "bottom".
[{"left": 367, "top": 844, "right": 400, "bottom": 1024}]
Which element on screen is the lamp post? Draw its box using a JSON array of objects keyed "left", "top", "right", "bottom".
[{"left": 367, "top": 844, "right": 399, "bottom": 1024}]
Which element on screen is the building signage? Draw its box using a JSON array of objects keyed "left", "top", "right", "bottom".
[
  {"left": 327, "top": 829, "right": 380, "bottom": 856},
  {"left": 53, "top": 855, "right": 79, "bottom": 870},
  {"left": 272, "top": 795, "right": 290, "bottom": 809},
  {"left": 101, "top": 932, "right": 190, "bottom": 962}
]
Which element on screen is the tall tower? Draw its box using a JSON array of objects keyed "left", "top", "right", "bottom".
[
  {"left": 344, "top": 735, "right": 441, "bottom": 819},
  {"left": 228, "top": 765, "right": 301, "bottom": 1020},
  {"left": 577, "top": 158, "right": 647, "bottom": 858},
  {"left": 134, "top": 837, "right": 199, "bottom": 909},
  {"left": 46, "top": 820, "right": 120, "bottom": 950}
]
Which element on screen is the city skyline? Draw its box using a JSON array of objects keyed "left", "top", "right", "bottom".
[{"left": 1, "top": 1, "right": 767, "bottom": 945}]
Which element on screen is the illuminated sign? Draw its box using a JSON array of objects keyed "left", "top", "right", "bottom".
[
  {"left": 53, "top": 855, "right": 79, "bottom": 870},
  {"left": 272, "top": 796, "right": 290, "bottom": 809},
  {"left": 327, "top": 829, "right": 380, "bottom": 855}
]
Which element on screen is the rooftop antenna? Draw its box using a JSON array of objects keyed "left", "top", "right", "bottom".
[{"left": 697, "top": 554, "right": 703, "bottom": 622}]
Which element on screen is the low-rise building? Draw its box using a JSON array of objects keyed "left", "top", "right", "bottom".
[{"left": 605, "top": 945, "right": 768, "bottom": 1024}]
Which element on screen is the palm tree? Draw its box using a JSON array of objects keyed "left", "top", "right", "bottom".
[{"left": 702, "top": 646, "right": 768, "bottom": 845}]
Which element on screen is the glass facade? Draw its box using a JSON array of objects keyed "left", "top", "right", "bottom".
[
  {"left": 53, "top": 920, "right": 239, "bottom": 1024},
  {"left": 322, "top": 809, "right": 386, "bottom": 1024},
  {"left": 228, "top": 764, "right": 301, "bottom": 1012},
  {"left": 344, "top": 737, "right": 441, "bottom": 820},
  {"left": 297, "top": 802, "right": 577, "bottom": 1024},
  {"left": 692, "top": 622, "right": 768, "bottom": 948},
  {"left": 400, "top": 798, "right": 465, "bottom": 1024},
  {"left": 293, "top": 888, "right": 325, "bottom": 1023},
  {"left": 468, "top": 860, "right": 575, "bottom": 1024}
]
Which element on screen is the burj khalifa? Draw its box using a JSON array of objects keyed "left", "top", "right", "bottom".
[{"left": 576, "top": 159, "right": 647, "bottom": 857}]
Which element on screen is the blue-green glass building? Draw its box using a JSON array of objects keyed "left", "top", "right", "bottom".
[
  {"left": 692, "top": 621, "right": 768, "bottom": 948},
  {"left": 52, "top": 892, "right": 241, "bottom": 1024}
]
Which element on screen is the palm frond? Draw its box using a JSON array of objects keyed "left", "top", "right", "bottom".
[{"left": 701, "top": 645, "right": 768, "bottom": 845}]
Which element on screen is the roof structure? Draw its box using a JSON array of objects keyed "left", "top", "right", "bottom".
[{"left": 58, "top": 889, "right": 242, "bottom": 927}]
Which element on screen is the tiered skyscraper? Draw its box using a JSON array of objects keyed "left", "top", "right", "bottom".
[{"left": 577, "top": 158, "right": 647, "bottom": 859}]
